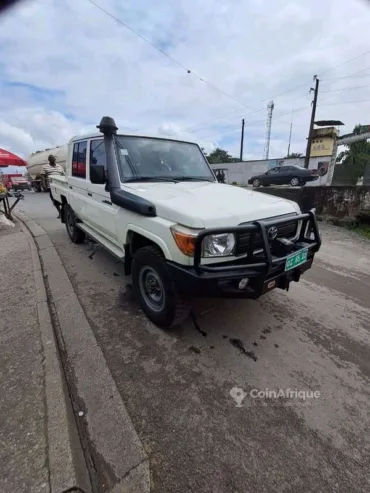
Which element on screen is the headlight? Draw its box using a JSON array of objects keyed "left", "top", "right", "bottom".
[{"left": 203, "top": 233, "right": 236, "bottom": 257}]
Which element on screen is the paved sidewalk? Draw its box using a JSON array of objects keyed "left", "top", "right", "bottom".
[
  {"left": 0, "top": 219, "right": 49, "bottom": 492},
  {"left": 0, "top": 216, "right": 89, "bottom": 493}
]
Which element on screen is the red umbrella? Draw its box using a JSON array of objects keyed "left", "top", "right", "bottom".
[{"left": 0, "top": 148, "right": 27, "bottom": 167}]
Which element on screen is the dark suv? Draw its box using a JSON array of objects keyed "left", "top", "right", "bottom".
[{"left": 248, "top": 165, "right": 318, "bottom": 187}]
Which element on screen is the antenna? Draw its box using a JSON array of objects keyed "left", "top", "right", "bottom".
[{"left": 263, "top": 100, "right": 274, "bottom": 159}]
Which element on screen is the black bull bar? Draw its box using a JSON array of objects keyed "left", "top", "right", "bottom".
[{"left": 193, "top": 211, "right": 321, "bottom": 275}]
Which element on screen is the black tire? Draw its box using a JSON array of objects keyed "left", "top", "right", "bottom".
[
  {"left": 132, "top": 245, "right": 190, "bottom": 328},
  {"left": 65, "top": 205, "right": 85, "bottom": 244},
  {"left": 290, "top": 177, "right": 300, "bottom": 187},
  {"left": 252, "top": 178, "right": 261, "bottom": 188}
]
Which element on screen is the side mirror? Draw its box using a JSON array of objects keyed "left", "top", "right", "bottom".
[{"left": 90, "top": 165, "right": 106, "bottom": 184}]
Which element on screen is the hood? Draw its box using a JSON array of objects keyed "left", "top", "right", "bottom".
[{"left": 124, "top": 181, "right": 300, "bottom": 228}]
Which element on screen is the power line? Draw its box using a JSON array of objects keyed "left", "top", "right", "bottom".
[
  {"left": 86, "top": 0, "right": 264, "bottom": 114},
  {"left": 322, "top": 67, "right": 370, "bottom": 82},
  {"left": 86, "top": 0, "right": 316, "bottom": 132},
  {"left": 199, "top": 106, "right": 309, "bottom": 141},
  {"left": 321, "top": 84, "right": 370, "bottom": 93},
  {"left": 191, "top": 57, "right": 370, "bottom": 132},
  {"left": 187, "top": 90, "right": 312, "bottom": 133},
  {"left": 319, "top": 49, "right": 370, "bottom": 76},
  {"left": 85, "top": 0, "right": 370, "bottom": 139},
  {"left": 318, "top": 99, "right": 370, "bottom": 106},
  {"left": 185, "top": 108, "right": 246, "bottom": 132},
  {"left": 259, "top": 82, "right": 309, "bottom": 103}
]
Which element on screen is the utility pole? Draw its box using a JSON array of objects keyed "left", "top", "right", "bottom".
[
  {"left": 287, "top": 109, "right": 294, "bottom": 157},
  {"left": 240, "top": 118, "right": 245, "bottom": 161},
  {"left": 304, "top": 75, "right": 319, "bottom": 168}
]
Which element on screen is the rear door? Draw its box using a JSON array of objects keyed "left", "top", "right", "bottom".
[
  {"left": 68, "top": 140, "right": 88, "bottom": 220},
  {"left": 276, "top": 166, "right": 292, "bottom": 184},
  {"left": 266, "top": 167, "right": 280, "bottom": 184},
  {"left": 84, "top": 138, "right": 120, "bottom": 245}
]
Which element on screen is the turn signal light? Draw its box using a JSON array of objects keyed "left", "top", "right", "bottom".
[{"left": 171, "top": 226, "right": 199, "bottom": 256}]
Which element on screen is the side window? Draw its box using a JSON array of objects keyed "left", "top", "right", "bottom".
[
  {"left": 72, "top": 141, "right": 87, "bottom": 178},
  {"left": 90, "top": 139, "right": 106, "bottom": 183}
]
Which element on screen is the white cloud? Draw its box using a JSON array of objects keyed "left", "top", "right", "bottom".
[{"left": 0, "top": 0, "right": 370, "bottom": 162}]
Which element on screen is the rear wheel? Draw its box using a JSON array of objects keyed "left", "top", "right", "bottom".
[
  {"left": 252, "top": 178, "right": 261, "bottom": 187},
  {"left": 65, "top": 205, "right": 85, "bottom": 244},
  {"left": 132, "top": 245, "right": 190, "bottom": 328},
  {"left": 290, "top": 177, "right": 299, "bottom": 186}
]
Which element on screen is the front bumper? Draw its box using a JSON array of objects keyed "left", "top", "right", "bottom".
[{"left": 167, "top": 211, "right": 321, "bottom": 299}]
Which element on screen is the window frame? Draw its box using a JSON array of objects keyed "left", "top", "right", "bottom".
[
  {"left": 89, "top": 138, "right": 108, "bottom": 185},
  {"left": 72, "top": 140, "right": 88, "bottom": 179}
]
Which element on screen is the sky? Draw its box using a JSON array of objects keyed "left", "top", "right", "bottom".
[{"left": 1, "top": 0, "right": 370, "bottom": 174}]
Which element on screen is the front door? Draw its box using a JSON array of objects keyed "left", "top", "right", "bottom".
[{"left": 84, "top": 139, "right": 120, "bottom": 245}]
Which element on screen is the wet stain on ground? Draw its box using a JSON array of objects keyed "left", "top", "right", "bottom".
[
  {"left": 275, "top": 344, "right": 279, "bottom": 348},
  {"left": 260, "top": 335, "right": 266, "bottom": 340},
  {"left": 222, "top": 335, "right": 228, "bottom": 339},
  {"left": 189, "top": 346, "right": 201, "bottom": 354},
  {"left": 229, "top": 338, "right": 258, "bottom": 362},
  {"left": 262, "top": 328, "right": 272, "bottom": 334},
  {"left": 252, "top": 342, "right": 258, "bottom": 347},
  {"left": 209, "top": 346, "right": 215, "bottom": 350}
]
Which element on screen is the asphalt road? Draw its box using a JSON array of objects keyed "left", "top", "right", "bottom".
[{"left": 17, "top": 192, "right": 370, "bottom": 493}]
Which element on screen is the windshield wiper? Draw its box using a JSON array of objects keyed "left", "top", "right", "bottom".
[
  {"left": 171, "top": 176, "right": 214, "bottom": 182},
  {"left": 124, "top": 176, "right": 179, "bottom": 183}
]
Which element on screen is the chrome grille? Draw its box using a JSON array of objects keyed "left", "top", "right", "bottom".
[{"left": 236, "top": 215, "right": 298, "bottom": 256}]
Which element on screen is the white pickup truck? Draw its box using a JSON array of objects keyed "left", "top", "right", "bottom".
[{"left": 51, "top": 116, "right": 321, "bottom": 328}]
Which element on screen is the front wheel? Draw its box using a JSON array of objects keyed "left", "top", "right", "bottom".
[
  {"left": 252, "top": 178, "right": 261, "bottom": 187},
  {"left": 65, "top": 205, "right": 85, "bottom": 243},
  {"left": 290, "top": 177, "right": 300, "bottom": 186},
  {"left": 132, "top": 245, "right": 190, "bottom": 328}
]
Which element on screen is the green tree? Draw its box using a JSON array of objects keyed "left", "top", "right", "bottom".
[
  {"left": 336, "top": 124, "right": 370, "bottom": 178},
  {"left": 285, "top": 152, "right": 303, "bottom": 158},
  {"left": 207, "top": 147, "right": 239, "bottom": 164}
]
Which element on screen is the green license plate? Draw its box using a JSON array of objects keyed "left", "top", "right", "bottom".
[{"left": 285, "top": 248, "right": 308, "bottom": 272}]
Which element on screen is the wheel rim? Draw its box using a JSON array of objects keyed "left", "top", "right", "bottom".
[
  {"left": 67, "top": 211, "right": 74, "bottom": 236},
  {"left": 291, "top": 178, "right": 299, "bottom": 186},
  {"left": 253, "top": 180, "right": 260, "bottom": 187},
  {"left": 139, "top": 266, "right": 165, "bottom": 312}
]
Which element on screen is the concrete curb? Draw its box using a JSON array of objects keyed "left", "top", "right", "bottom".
[
  {"left": 17, "top": 219, "right": 91, "bottom": 493},
  {"left": 15, "top": 212, "right": 150, "bottom": 493}
]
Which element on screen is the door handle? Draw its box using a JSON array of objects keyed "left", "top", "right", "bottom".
[
  {"left": 88, "top": 192, "right": 92, "bottom": 197},
  {"left": 102, "top": 200, "right": 112, "bottom": 205}
]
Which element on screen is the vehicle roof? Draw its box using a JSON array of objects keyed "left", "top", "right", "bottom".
[{"left": 69, "top": 132, "right": 197, "bottom": 146}]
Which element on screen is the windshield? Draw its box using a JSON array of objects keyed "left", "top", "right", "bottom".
[{"left": 115, "top": 136, "right": 215, "bottom": 183}]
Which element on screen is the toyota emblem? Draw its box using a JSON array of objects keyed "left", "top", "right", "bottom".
[{"left": 268, "top": 226, "right": 278, "bottom": 240}]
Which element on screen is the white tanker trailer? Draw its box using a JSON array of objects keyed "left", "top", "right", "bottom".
[{"left": 27, "top": 146, "right": 67, "bottom": 192}]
